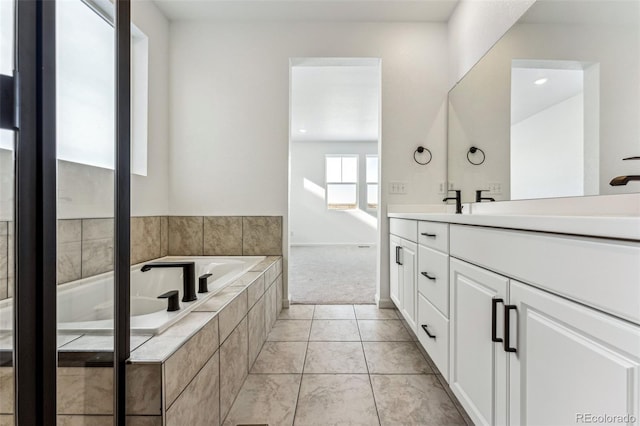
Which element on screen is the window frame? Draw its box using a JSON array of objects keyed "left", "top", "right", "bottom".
[
  {"left": 325, "top": 154, "right": 359, "bottom": 210},
  {"left": 365, "top": 154, "right": 379, "bottom": 210}
]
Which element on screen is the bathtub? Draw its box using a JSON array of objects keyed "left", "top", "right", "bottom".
[{"left": 0, "top": 256, "right": 265, "bottom": 335}]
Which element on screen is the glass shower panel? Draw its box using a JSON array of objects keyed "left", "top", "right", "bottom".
[
  {"left": 56, "top": 0, "right": 115, "bottom": 420},
  {"left": 0, "top": 0, "right": 15, "bottom": 422}
]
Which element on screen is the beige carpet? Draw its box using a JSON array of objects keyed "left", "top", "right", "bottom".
[{"left": 289, "top": 245, "right": 377, "bottom": 304}]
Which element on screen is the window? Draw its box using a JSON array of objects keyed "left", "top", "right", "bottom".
[
  {"left": 326, "top": 155, "right": 358, "bottom": 210},
  {"left": 366, "top": 155, "right": 378, "bottom": 209},
  {"left": 56, "top": 0, "right": 148, "bottom": 175}
]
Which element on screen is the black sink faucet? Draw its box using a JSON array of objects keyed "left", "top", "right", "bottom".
[
  {"left": 141, "top": 262, "right": 197, "bottom": 302},
  {"left": 610, "top": 156, "right": 640, "bottom": 186},
  {"left": 443, "top": 189, "right": 463, "bottom": 214},
  {"left": 475, "top": 190, "right": 495, "bottom": 202}
]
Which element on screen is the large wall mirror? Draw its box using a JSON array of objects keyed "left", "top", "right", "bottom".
[{"left": 448, "top": 0, "right": 640, "bottom": 203}]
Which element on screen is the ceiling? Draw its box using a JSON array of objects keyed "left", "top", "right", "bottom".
[
  {"left": 511, "top": 66, "right": 584, "bottom": 124},
  {"left": 153, "top": 0, "right": 458, "bottom": 22},
  {"left": 290, "top": 62, "right": 380, "bottom": 143}
]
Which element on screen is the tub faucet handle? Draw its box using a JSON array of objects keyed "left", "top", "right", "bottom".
[
  {"left": 158, "top": 290, "right": 180, "bottom": 312},
  {"left": 199, "top": 273, "right": 212, "bottom": 293}
]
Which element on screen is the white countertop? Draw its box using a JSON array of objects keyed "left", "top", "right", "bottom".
[{"left": 387, "top": 212, "right": 640, "bottom": 241}]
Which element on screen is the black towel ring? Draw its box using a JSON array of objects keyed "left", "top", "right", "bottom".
[
  {"left": 414, "top": 146, "right": 432, "bottom": 165},
  {"left": 467, "top": 146, "right": 485, "bottom": 165}
]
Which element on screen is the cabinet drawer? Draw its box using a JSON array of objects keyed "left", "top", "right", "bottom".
[
  {"left": 450, "top": 225, "right": 640, "bottom": 325},
  {"left": 390, "top": 218, "right": 417, "bottom": 242},
  {"left": 418, "top": 221, "right": 449, "bottom": 253},
  {"left": 417, "top": 246, "right": 449, "bottom": 317},
  {"left": 417, "top": 293, "right": 449, "bottom": 379}
]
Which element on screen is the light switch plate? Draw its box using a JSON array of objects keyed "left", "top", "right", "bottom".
[{"left": 389, "top": 181, "right": 408, "bottom": 194}]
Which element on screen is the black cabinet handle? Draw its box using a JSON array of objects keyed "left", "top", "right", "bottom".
[
  {"left": 504, "top": 305, "right": 517, "bottom": 353},
  {"left": 421, "top": 232, "right": 437, "bottom": 238},
  {"left": 158, "top": 290, "right": 180, "bottom": 312},
  {"left": 421, "top": 272, "right": 436, "bottom": 280},
  {"left": 397, "top": 246, "right": 403, "bottom": 266},
  {"left": 491, "top": 298, "right": 504, "bottom": 343},
  {"left": 421, "top": 324, "right": 436, "bottom": 339}
]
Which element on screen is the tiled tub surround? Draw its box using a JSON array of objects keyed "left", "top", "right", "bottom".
[
  {"left": 0, "top": 215, "right": 282, "bottom": 301},
  {"left": 0, "top": 256, "right": 283, "bottom": 425}
]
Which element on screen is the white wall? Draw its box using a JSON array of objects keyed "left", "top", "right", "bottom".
[
  {"left": 62, "top": 0, "right": 170, "bottom": 219},
  {"left": 290, "top": 141, "right": 377, "bottom": 245},
  {"left": 0, "top": 0, "right": 171, "bottom": 221},
  {"left": 511, "top": 94, "right": 584, "bottom": 199},
  {"left": 447, "top": 0, "right": 535, "bottom": 87},
  {"left": 169, "top": 21, "right": 449, "bottom": 306},
  {"left": 130, "top": 0, "right": 171, "bottom": 217}
]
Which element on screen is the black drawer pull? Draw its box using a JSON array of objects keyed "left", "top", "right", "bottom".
[
  {"left": 421, "top": 272, "right": 436, "bottom": 280},
  {"left": 421, "top": 324, "right": 436, "bottom": 339},
  {"left": 421, "top": 232, "right": 437, "bottom": 238},
  {"left": 504, "top": 305, "right": 517, "bottom": 353},
  {"left": 491, "top": 298, "right": 504, "bottom": 343}
]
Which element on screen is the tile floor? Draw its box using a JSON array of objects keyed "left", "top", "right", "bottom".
[{"left": 222, "top": 304, "right": 473, "bottom": 426}]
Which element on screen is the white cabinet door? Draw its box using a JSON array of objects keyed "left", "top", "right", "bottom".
[
  {"left": 450, "top": 258, "right": 509, "bottom": 426},
  {"left": 509, "top": 280, "right": 640, "bottom": 426},
  {"left": 401, "top": 239, "right": 417, "bottom": 332},
  {"left": 389, "top": 235, "right": 402, "bottom": 309}
]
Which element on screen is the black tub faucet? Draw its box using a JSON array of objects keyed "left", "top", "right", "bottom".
[
  {"left": 443, "top": 189, "right": 463, "bottom": 214},
  {"left": 141, "top": 261, "right": 197, "bottom": 302},
  {"left": 475, "top": 190, "right": 495, "bottom": 202}
]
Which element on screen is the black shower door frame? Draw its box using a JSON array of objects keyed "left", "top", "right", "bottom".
[{"left": 1, "top": 0, "right": 131, "bottom": 424}]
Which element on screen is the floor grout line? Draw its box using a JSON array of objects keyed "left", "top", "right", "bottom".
[
  {"left": 356, "top": 313, "right": 383, "bottom": 426},
  {"left": 291, "top": 304, "right": 314, "bottom": 424}
]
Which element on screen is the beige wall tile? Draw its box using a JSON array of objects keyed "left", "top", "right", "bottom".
[
  {"left": 0, "top": 222, "right": 7, "bottom": 281},
  {"left": 220, "top": 318, "right": 248, "bottom": 420},
  {"left": 168, "top": 216, "right": 203, "bottom": 256},
  {"left": 276, "top": 274, "right": 283, "bottom": 315},
  {"left": 81, "top": 219, "right": 114, "bottom": 277},
  {"left": 82, "top": 218, "right": 114, "bottom": 240},
  {"left": 160, "top": 216, "right": 168, "bottom": 257},
  {"left": 126, "top": 363, "right": 162, "bottom": 415},
  {"left": 58, "top": 219, "right": 82, "bottom": 284},
  {"left": 57, "top": 415, "right": 114, "bottom": 426},
  {"left": 164, "top": 316, "right": 218, "bottom": 408},
  {"left": 242, "top": 217, "right": 282, "bottom": 255},
  {"left": 264, "top": 282, "right": 277, "bottom": 335},
  {"left": 6, "top": 223, "right": 12, "bottom": 287},
  {"left": 246, "top": 274, "right": 265, "bottom": 308},
  {"left": 0, "top": 415, "right": 13, "bottom": 426},
  {"left": 203, "top": 216, "right": 242, "bottom": 255},
  {"left": 130, "top": 217, "right": 161, "bottom": 265},
  {"left": 0, "top": 367, "right": 13, "bottom": 414},
  {"left": 57, "top": 368, "right": 113, "bottom": 415},
  {"left": 0, "top": 279, "right": 6, "bottom": 300},
  {"left": 81, "top": 238, "right": 114, "bottom": 277},
  {"left": 247, "top": 295, "right": 266, "bottom": 369},
  {"left": 166, "top": 351, "right": 220, "bottom": 426},
  {"left": 127, "top": 416, "right": 162, "bottom": 426},
  {"left": 218, "top": 290, "right": 247, "bottom": 343}
]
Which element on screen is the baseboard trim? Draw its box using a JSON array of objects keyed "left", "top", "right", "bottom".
[
  {"left": 376, "top": 296, "right": 395, "bottom": 309},
  {"left": 282, "top": 298, "right": 291, "bottom": 309}
]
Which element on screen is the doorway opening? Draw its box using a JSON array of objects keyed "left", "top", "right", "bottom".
[{"left": 288, "top": 58, "right": 381, "bottom": 304}]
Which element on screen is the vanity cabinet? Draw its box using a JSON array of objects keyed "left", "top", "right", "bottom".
[
  {"left": 448, "top": 225, "right": 640, "bottom": 426},
  {"left": 449, "top": 258, "right": 508, "bottom": 426},
  {"left": 508, "top": 280, "right": 640, "bottom": 426},
  {"left": 389, "top": 219, "right": 418, "bottom": 331}
]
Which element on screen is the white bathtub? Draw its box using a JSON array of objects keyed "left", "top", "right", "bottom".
[{"left": 0, "top": 256, "right": 265, "bottom": 335}]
